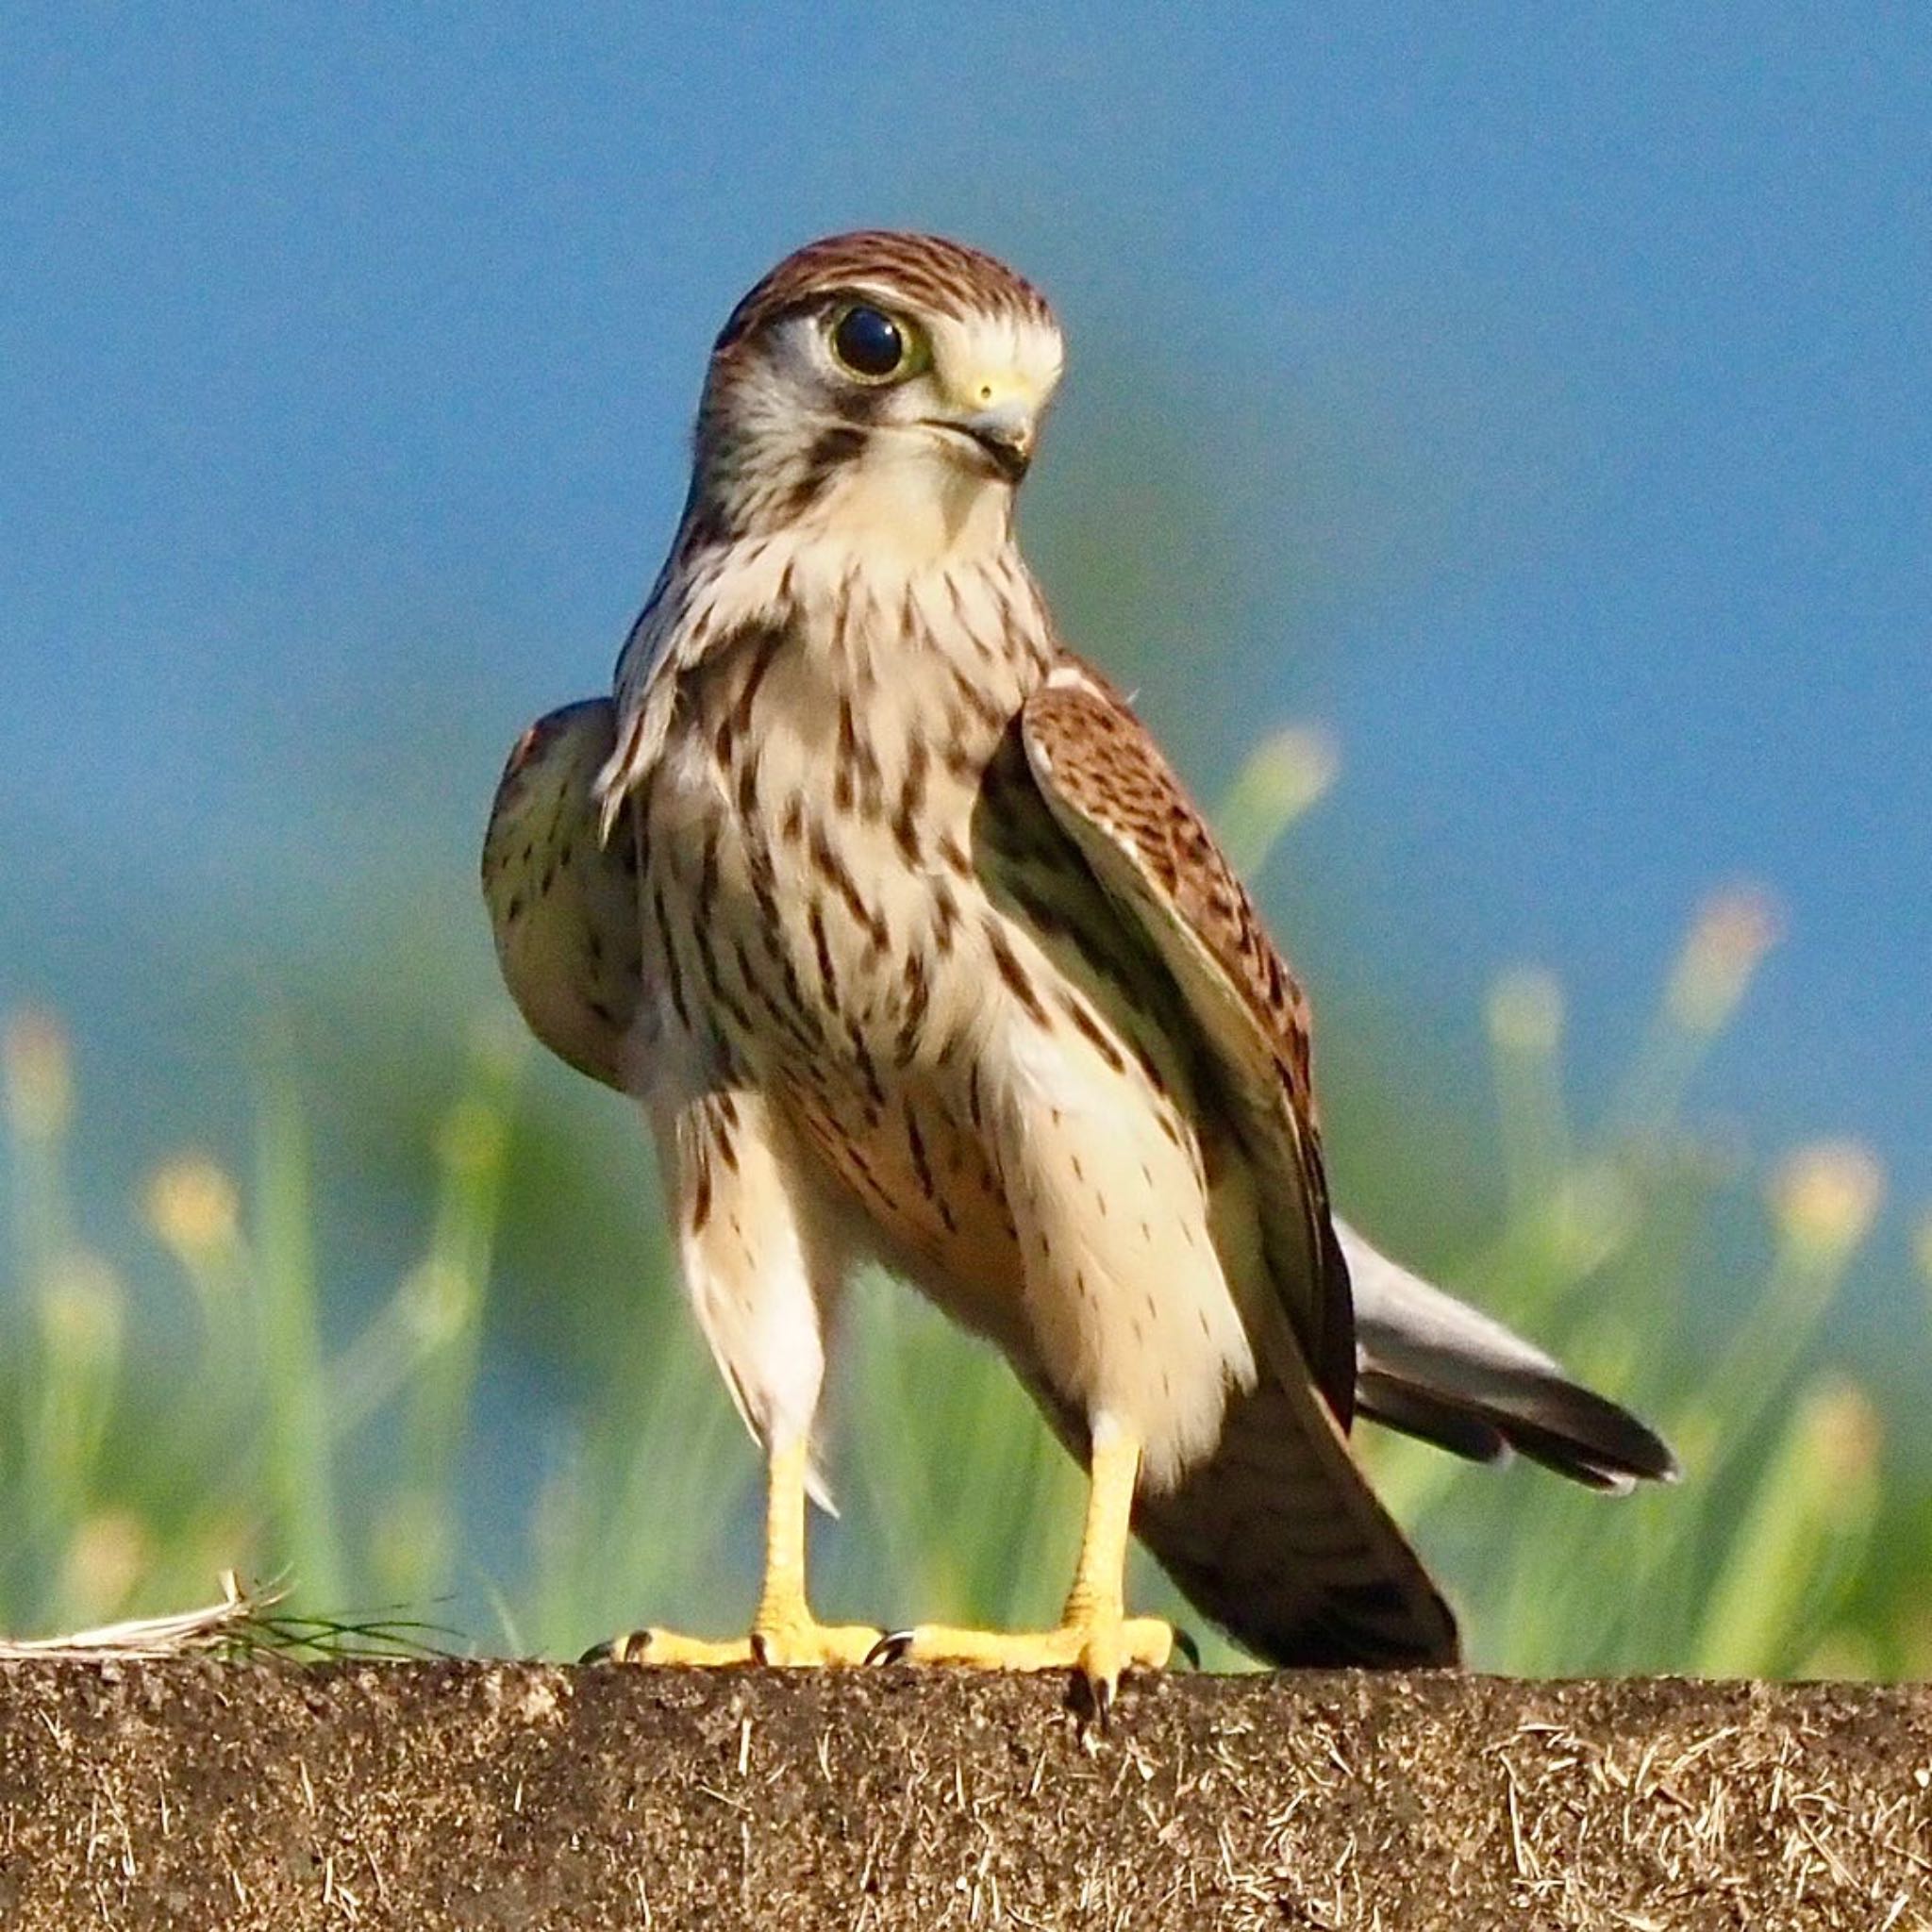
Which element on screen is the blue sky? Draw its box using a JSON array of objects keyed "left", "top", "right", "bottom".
[{"left": 3, "top": 5, "right": 1926, "bottom": 1249}]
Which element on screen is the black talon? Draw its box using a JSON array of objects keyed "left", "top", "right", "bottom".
[
  {"left": 749, "top": 1631, "right": 771, "bottom": 1666},
  {"left": 865, "top": 1630, "right": 915, "bottom": 1665},
  {"left": 581, "top": 1629, "right": 650, "bottom": 1665},
  {"left": 1072, "top": 1670, "right": 1114, "bottom": 1733}
]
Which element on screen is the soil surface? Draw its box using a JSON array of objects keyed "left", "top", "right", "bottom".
[{"left": 0, "top": 1661, "right": 1927, "bottom": 1929}]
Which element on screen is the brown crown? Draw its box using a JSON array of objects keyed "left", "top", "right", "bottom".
[{"left": 712, "top": 230, "right": 1056, "bottom": 356}]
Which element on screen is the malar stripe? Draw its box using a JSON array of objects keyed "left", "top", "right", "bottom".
[{"left": 809, "top": 422, "right": 866, "bottom": 471}]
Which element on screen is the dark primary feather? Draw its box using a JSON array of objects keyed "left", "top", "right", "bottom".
[{"left": 1341, "top": 1223, "right": 1680, "bottom": 1491}]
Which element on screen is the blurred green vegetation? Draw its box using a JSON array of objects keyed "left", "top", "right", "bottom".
[{"left": 4, "top": 732, "right": 1925, "bottom": 1678}]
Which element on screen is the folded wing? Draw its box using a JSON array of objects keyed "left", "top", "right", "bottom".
[{"left": 481, "top": 698, "right": 642, "bottom": 1088}]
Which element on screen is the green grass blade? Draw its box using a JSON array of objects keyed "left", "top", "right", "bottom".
[{"left": 254, "top": 1058, "right": 344, "bottom": 1612}]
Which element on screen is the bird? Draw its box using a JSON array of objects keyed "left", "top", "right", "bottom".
[{"left": 483, "top": 231, "right": 1676, "bottom": 1699}]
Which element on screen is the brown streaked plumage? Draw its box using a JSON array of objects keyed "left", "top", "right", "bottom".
[
  {"left": 487, "top": 696, "right": 1676, "bottom": 1494},
  {"left": 484, "top": 231, "right": 1675, "bottom": 1694}
]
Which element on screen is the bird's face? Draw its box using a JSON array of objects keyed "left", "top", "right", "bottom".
[{"left": 691, "top": 232, "right": 1064, "bottom": 561}]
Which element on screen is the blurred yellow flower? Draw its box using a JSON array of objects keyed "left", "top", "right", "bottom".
[
  {"left": 1769, "top": 1141, "right": 1884, "bottom": 1261},
  {"left": 437, "top": 1097, "right": 508, "bottom": 1179},
  {"left": 144, "top": 1155, "right": 242, "bottom": 1259},
  {"left": 39, "top": 1250, "right": 125, "bottom": 1366},
  {"left": 1664, "top": 886, "right": 1781, "bottom": 1034},
  {"left": 1216, "top": 724, "right": 1340, "bottom": 874},
  {"left": 1235, "top": 723, "right": 1339, "bottom": 820},
  {"left": 61, "top": 1510, "right": 151, "bottom": 1623},
  {"left": 4, "top": 1008, "right": 74, "bottom": 1141},
  {"left": 1802, "top": 1377, "right": 1883, "bottom": 1491},
  {"left": 1488, "top": 966, "right": 1564, "bottom": 1056}
]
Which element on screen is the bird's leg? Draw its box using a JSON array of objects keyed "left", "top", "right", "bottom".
[
  {"left": 871, "top": 1424, "right": 1173, "bottom": 1704},
  {"left": 744, "top": 1433, "right": 883, "bottom": 1664},
  {"left": 591, "top": 1433, "right": 882, "bottom": 1667}
]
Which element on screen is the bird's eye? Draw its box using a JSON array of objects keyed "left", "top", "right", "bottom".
[{"left": 828, "top": 304, "right": 918, "bottom": 382}]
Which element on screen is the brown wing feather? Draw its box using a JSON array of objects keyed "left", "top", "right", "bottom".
[
  {"left": 1018, "top": 658, "right": 1354, "bottom": 1422},
  {"left": 481, "top": 699, "right": 642, "bottom": 1090}
]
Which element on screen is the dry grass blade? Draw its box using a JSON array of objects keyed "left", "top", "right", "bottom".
[
  {"left": 0, "top": 1571, "right": 460, "bottom": 1664},
  {"left": 0, "top": 1570, "right": 275, "bottom": 1660}
]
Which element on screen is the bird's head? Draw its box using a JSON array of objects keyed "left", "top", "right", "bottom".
[{"left": 687, "top": 231, "right": 1064, "bottom": 561}]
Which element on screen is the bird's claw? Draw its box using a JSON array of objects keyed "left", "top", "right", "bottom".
[
  {"left": 858, "top": 1612, "right": 1174, "bottom": 1721},
  {"left": 580, "top": 1627, "right": 753, "bottom": 1667},
  {"left": 584, "top": 1614, "right": 883, "bottom": 1668},
  {"left": 580, "top": 1629, "right": 650, "bottom": 1665}
]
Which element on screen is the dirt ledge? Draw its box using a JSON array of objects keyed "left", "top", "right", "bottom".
[{"left": 1, "top": 1662, "right": 1926, "bottom": 1929}]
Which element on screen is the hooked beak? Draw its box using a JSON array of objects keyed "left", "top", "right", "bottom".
[{"left": 928, "top": 400, "right": 1035, "bottom": 483}]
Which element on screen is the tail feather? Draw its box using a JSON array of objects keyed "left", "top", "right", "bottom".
[
  {"left": 1131, "top": 1371, "right": 1461, "bottom": 1669},
  {"left": 1337, "top": 1218, "right": 1680, "bottom": 1491}
]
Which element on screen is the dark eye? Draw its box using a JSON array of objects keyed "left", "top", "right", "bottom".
[{"left": 830, "top": 304, "right": 910, "bottom": 381}]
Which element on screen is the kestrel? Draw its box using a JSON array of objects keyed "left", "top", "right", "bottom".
[{"left": 484, "top": 232, "right": 1674, "bottom": 1698}]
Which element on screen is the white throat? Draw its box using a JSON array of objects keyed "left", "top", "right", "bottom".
[{"left": 796, "top": 441, "right": 1017, "bottom": 566}]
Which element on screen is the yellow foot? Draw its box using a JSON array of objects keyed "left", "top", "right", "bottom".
[
  {"left": 583, "top": 1613, "right": 884, "bottom": 1669},
  {"left": 867, "top": 1614, "right": 1175, "bottom": 1711}
]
